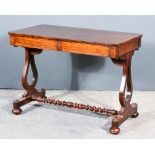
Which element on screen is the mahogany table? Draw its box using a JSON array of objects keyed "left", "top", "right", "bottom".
[{"left": 9, "top": 25, "right": 142, "bottom": 134}]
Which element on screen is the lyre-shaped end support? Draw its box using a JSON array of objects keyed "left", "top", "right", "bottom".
[
  {"left": 110, "top": 51, "right": 139, "bottom": 134},
  {"left": 12, "top": 48, "right": 46, "bottom": 115}
]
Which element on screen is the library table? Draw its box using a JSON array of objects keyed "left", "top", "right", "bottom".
[{"left": 9, "top": 25, "right": 142, "bottom": 134}]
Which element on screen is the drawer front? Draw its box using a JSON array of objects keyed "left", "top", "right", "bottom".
[
  {"left": 10, "top": 36, "right": 58, "bottom": 50},
  {"left": 10, "top": 35, "right": 117, "bottom": 58},
  {"left": 61, "top": 41, "right": 117, "bottom": 57}
]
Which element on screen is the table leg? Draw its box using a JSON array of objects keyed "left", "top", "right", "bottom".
[
  {"left": 110, "top": 51, "right": 139, "bottom": 134},
  {"left": 12, "top": 48, "right": 46, "bottom": 115},
  {"left": 12, "top": 48, "right": 138, "bottom": 135}
]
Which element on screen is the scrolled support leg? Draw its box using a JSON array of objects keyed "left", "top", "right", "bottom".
[
  {"left": 12, "top": 48, "right": 46, "bottom": 115},
  {"left": 110, "top": 51, "right": 138, "bottom": 134}
]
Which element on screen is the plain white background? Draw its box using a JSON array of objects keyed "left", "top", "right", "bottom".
[
  {"left": 0, "top": 0, "right": 155, "bottom": 155},
  {"left": 0, "top": 0, "right": 155, "bottom": 14}
]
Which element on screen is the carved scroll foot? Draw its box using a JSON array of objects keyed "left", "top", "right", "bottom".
[
  {"left": 110, "top": 103, "right": 138, "bottom": 134},
  {"left": 12, "top": 89, "right": 46, "bottom": 115},
  {"left": 12, "top": 108, "right": 22, "bottom": 115},
  {"left": 110, "top": 126, "right": 120, "bottom": 135},
  {"left": 110, "top": 115, "right": 122, "bottom": 134},
  {"left": 131, "top": 112, "right": 139, "bottom": 118},
  {"left": 131, "top": 103, "right": 139, "bottom": 118},
  {"left": 12, "top": 96, "right": 32, "bottom": 115}
]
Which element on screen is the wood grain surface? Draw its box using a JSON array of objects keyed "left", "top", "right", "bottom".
[{"left": 9, "top": 24, "right": 142, "bottom": 58}]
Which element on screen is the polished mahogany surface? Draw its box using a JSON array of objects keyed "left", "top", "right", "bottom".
[{"left": 9, "top": 24, "right": 142, "bottom": 46}]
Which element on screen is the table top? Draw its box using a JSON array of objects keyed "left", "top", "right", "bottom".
[{"left": 9, "top": 24, "right": 142, "bottom": 46}]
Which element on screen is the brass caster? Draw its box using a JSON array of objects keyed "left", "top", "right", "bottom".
[
  {"left": 110, "top": 127, "right": 120, "bottom": 135},
  {"left": 12, "top": 108, "right": 22, "bottom": 115},
  {"left": 131, "top": 112, "right": 139, "bottom": 118}
]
